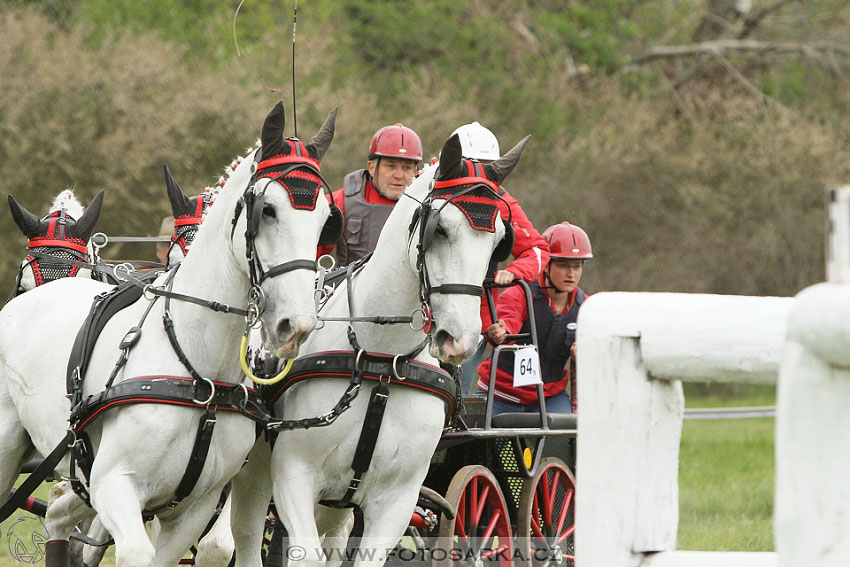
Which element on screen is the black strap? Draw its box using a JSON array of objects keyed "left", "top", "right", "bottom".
[
  {"left": 321, "top": 379, "right": 390, "bottom": 509},
  {"left": 175, "top": 409, "right": 217, "bottom": 500},
  {"left": 351, "top": 380, "right": 389, "bottom": 472},
  {"left": 429, "top": 284, "right": 484, "bottom": 297},
  {"left": 0, "top": 430, "right": 74, "bottom": 522},
  {"left": 263, "top": 351, "right": 456, "bottom": 416},
  {"left": 262, "top": 259, "right": 318, "bottom": 281}
]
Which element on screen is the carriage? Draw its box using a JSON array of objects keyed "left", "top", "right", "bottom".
[{"left": 1, "top": 106, "right": 574, "bottom": 567}]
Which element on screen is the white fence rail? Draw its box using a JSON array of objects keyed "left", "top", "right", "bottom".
[{"left": 574, "top": 187, "right": 850, "bottom": 567}]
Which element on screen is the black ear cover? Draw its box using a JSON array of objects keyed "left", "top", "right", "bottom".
[
  {"left": 319, "top": 203, "right": 344, "bottom": 246},
  {"left": 490, "top": 219, "right": 514, "bottom": 263}
]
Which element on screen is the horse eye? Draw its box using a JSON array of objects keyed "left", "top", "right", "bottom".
[
  {"left": 262, "top": 204, "right": 277, "bottom": 219},
  {"left": 435, "top": 225, "right": 448, "bottom": 238}
]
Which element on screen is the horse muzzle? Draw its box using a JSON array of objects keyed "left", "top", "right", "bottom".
[
  {"left": 270, "top": 314, "right": 317, "bottom": 359},
  {"left": 431, "top": 329, "right": 473, "bottom": 366}
]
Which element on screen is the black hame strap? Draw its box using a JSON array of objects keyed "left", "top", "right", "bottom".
[
  {"left": 0, "top": 430, "right": 75, "bottom": 523},
  {"left": 321, "top": 379, "right": 390, "bottom": 509}
]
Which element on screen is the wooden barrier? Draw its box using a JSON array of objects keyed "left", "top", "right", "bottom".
[{"left": 574, "top": 292, "right": 791, "bottom": 566}]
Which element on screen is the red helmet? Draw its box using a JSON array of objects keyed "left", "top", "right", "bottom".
[
  {"left": 368, "top": 123, "right": 422, "bottom": 162},
  {"left": 543, "top": 222, "right": 593, "bottom": 260}
]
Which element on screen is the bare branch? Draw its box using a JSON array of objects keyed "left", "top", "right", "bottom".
[
  {"left": 627, "top": 39, "right": 850, "bottom": 68},
  {"left": 739, "top": 0, "right": 799, "bottom": 39},
  {"left": 710, "top": 50, "right": 767, "bottom": 107}
]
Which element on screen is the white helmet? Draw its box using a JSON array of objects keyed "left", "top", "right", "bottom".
[{"left": 450, "top": 122, "right": 500, "bottom": 161}]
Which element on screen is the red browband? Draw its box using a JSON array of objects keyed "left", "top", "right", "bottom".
[
  {"left": 27, "top": 238, "right": 88, "bottom": 254},
  {"left": 173, "top": 217, "right": 203, "bottom": 227},
  {"left": 432, "top": 176, "right": 499, "bottom": 193},
  {"left": 257, "top": 154, "right": 321, "bottom": 172}
]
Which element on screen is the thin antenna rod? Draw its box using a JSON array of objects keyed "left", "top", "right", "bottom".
[{"left": 291, "top": 0, "right": 299, "bottom": 138}]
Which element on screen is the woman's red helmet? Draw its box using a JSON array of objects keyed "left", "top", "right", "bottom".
[
  {"left": 543, "top": 222, "right": 593, "bottom": 260},
  {"left": 368, "top": 123, "right": 423, "bottom": 162}
]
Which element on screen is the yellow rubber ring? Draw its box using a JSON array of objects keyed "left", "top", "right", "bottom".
[{"left": 239, "top": 334, "right": 294, "bottom": 385}]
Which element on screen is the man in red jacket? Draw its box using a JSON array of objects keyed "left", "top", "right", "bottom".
[
  {"left": 477, "top": 222, "right": 592, "bottom": 414},
  {"left": 317, "top": 123, "right": 422, "bottom": 265},
  {"left": 453, "top": 122, "right": 550, "bottom": 393}
]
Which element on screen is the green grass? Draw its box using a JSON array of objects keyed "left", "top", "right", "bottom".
[{"left": 677, "top": 383, "right": 776, "bottom": 551}]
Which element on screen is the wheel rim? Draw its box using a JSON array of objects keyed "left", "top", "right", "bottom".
[
  {"left": 436, "top": 465, "right": 514, "bottom": 566},
  {"left": 517, "top": 458, "right": 576, "bottom": 567}
]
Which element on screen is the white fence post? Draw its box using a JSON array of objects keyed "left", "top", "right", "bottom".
[
  {"left": 775, "top": 283, "right": 850, "bottom": 567},
  {"left": 575, "top": 292, "right": 791, "bottom": 567},
  {"left": 826, "top": 186, "right": 850, "bottom": 283}
]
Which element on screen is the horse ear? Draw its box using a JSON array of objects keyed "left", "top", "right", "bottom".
[
  {"left": 436, "top": 134, "right": 465, "bottom": 181},
  {"left": 485, "top": 135, "right": 531, "bottom": 185},
  {"left": 261, "top": 101, "right": 286, "bottom": 156},
  {"left": 7, "top": 195, "right": 42, "bottom": 238},
  {"left": 163, "top": 164, "right": 193, "bottom": 217},
  {"left": 75, "top": 191, "right": 105, "bottom": 242},
  {"left": 306, "top": 107, "right": 338, "bottom": 162}
]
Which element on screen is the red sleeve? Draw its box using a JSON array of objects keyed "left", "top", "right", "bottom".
[
  {"left": 495, "top": 284, "right": 529, "bottom": 338},
  {"left": 498, "top": 191, "right": 550, "bottom": 282},
  {"left": 316, "top": 188, "right": 345, "bottom": 259}
]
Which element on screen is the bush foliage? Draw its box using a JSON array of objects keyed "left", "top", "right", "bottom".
[{"left": 2, "top": 0, "right": 850, "bottom": 297}]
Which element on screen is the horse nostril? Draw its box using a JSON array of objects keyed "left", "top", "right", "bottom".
[{"left": 276, "top": 319, "right": 292, "bottom": 339}]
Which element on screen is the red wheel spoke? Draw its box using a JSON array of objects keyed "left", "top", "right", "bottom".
[
  {"left": 531, "top": 515, "right": 545, "bottom": 540},
  {"left": 548, "top": 470, "right": 561, "bottom": 512},
  {"left": 473, "top": 483, "right": 491, "bottom": 527},
  {"left": 555, "top": 487, "right": 574, "bottom": 535},
  {"left": 481, "top": 543, "right": 511, "bottom": 561},
  {"left": 456, "top": 491, "right": 467, "bottom": 539},
  {"left": 540, "top": 472, "right": 553, "bottom": 526},
  {"left": 481, "top": 509, "right": 503, "bottom": 542},
  {"left": 557, "top": 523, "right": 576, "bottom": 544}
]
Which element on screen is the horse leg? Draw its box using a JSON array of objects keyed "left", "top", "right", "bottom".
[
  {"left": 43, "top": 485, "right": 95, "bottom": 567},
  {"left": 230, "top": 441, "right": 273, "bottom": 567},
  {"left": 192, "top": 492, "right": 234, "bottom": 567},
  {"left": 273, "top": 477, "right": 323, "bottom": 567},
  {"left": 153, "top": 489, "right": 229, "bottom": 567},
  {"left": 81, "top": 515, "right": 112, "bottom": 567},
  {"left": 88, "top": 474, "right": 155, "bottom": 567},
  {"left": 354, "top": 486, "right": 423, "bottom": 567},
  {"left": 0, "top": 384, "right": 32, "bottom": 496},
  {"left": 316, "top": 507, "right": 355, "bottom": 567}
]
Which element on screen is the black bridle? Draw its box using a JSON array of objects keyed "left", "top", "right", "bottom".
[
  {"left": 407, "top": 164, "right": 514, "bottom": 333},
  {"left": 232, "top": 143, "right": 342, "bottom": 313},
  {"left": 13, "top": 209, "right": 103, "bottom": 298}
]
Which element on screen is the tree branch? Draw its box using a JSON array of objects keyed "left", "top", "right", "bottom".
[
  {"left": 739, "top": 0, "right": 799, "bottom": 39},
  {"left": 627, "top": 39, "right": 850, "bottom": 68}
]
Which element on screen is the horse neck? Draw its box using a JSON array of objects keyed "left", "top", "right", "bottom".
[
  {"left": 161, "top": 167, "right": 251, "bottom": 380},
  {"left": 345, "top": 176, "right": 430, "bottom": 354}
]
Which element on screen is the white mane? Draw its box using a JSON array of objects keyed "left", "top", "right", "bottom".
[
  {"left": 49, "top": 188, "right": 85, "bottom": 220},
  {"left": 203, "top": 140, "right": 260, "bottom": 200}
]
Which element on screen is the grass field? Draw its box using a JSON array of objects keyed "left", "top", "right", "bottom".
[{"left": 0, "top": 384, "right": 776, "bottom": 565}]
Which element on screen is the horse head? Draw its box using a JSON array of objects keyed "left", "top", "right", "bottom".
[
  {"left": 408, "top": 133, "right": 530, "bottom": 364},
  {"left": 8, "top": 190, "right": 105, "bottom": 294},
  {"left": 203, "top": 101, "right": 340, "bottom": 359},
  {"left": 162, "top": 164, "right": 215, "bottom": 269}
]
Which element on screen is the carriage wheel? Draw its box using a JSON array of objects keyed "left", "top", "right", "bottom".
[
  {"left": 516, "top": 458, "right": 576, "bottom": 567},
  {"left": 433, "top": 465, "right": 514, "bottom": 567}
]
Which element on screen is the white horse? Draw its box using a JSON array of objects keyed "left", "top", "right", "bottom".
[
  {"left": 0, "top": 101, "right": 339, "bottom": 567},
  {"left": 8, "top": 189, "right": 105, "bottom": 296},
  {"left": 228, "top": 132, "right": 530, "bottom": 567}
]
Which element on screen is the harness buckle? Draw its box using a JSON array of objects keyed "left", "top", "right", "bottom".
[
  {"left": 391, "top": 354, "right": 407, "bottom": 381},
  {"left": 192, "top": 378, "right": 216, "bottom": 406}
]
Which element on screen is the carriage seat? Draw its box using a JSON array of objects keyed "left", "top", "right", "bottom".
[
  {"left": 490, "top": 411, "right": 577, "bottom": 430},
  {"left": 459, "top": 395, "right": 577, "bottom": 430}
]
